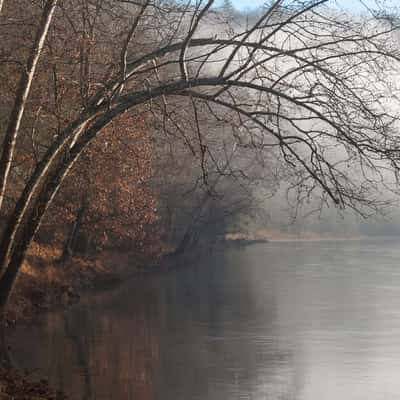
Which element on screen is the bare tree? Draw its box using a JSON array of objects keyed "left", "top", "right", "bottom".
[
  {"left": 0, "top": 0, "right": 400, "bottom": 328},
  {"left": 150, "top": 94, "right": 274, "bottom": 253}
]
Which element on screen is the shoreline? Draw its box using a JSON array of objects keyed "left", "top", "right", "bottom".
[
  {"left": 1, "top": 243, "right": 162, "bottom": 399},
  {"left": 2, "top": 234, "right": 400, "bottom": 398},
  {"left": 4, "top": 243, "right": 161, "bottom": 328},
  {"left": 5, "top": 233, "right": 399, "bottom": 327}
]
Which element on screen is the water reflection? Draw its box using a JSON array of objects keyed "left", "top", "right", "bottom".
[{"left": 9, "top": 240, "right": 400, "bottom": 400}]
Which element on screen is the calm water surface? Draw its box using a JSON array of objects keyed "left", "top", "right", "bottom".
[{"left": 8, "top": 240, "right": 400, "bottom": 400}]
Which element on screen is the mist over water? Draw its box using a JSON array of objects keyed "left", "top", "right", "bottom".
[
  {"left": 8, "top": 239, "right": 400, "bottom": 400},
  {"left": 4, "top": 1, "right": 400, "bottom": 399}
]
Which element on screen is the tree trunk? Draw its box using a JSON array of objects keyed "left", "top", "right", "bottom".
[
  {"left": 168, "top": 230, "right": 192, "bottom": 257},
  {"left": 0, "top": 108, "right": 118, "bottom": 315},
  {"left": 164, "top": 203, "right": 174, "bottom": 243},
  {"left": 0, "top": 312, "right": 11, "bottom": 369},
  {"left": 0, "top": 0, "right": 4, "bottom": 15},
  {"left": 59, "top": 199, "right": 87, "bottom": 266},
  {"left": 0, "top": 242, "right": 26, "bottom": 320},
  {"left": 0, "top": 73, "right": 216, "bottom": 315},
  {"left": 0, "top": 0, "right": 58, "bottom": 212}
]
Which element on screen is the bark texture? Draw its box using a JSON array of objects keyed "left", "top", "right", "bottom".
[{"left": 0, "top": 0, "right": 58, "bottom": 211}]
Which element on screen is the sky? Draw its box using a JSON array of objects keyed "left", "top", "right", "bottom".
[{"left": 216, "top": 0, "right": 399, "bottom": 14}]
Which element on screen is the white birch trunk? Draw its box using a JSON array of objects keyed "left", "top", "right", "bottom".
[{"left": 0, "top": 0, "right": 58, "bottom": 211}]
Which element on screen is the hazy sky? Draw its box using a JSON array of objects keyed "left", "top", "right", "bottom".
[{"left": 217, "top": 0, "right": 399, "bottom": 13}]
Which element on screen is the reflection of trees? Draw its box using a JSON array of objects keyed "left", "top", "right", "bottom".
[
  {"left": 8, "top": 286, "right": 162, "bottom": 400},
  {"left": 9, "top": 248, "right": 296, "bottom": 400},
  {"left": 63, "top": 309, "right": 93, "bottom": 400},
  {"left": 0, "top": 324, "right": 11, "bottom": 368},
  {"left": 10, "top": 243, "right": 400, "bottom": 399},
  {"left": 62, "top": 289, "right": 161, "bottom": 400}
]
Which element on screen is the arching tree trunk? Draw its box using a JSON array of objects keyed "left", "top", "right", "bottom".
[
  {"left": 0, "top": 242, "right": 27, "bottom": 319},
  {"left": 0, "top": 108, "right": 120, "bottom": 316},
  {"left": 0, "top": 77, "right": 230, "bottom": 318},
  {"left": 0, "top": 0, "right": 397, "bottom": 333}
]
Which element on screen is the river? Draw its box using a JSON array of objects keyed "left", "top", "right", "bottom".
[{"left": 8, "top": 239, "right": 400, "bottom": 399}]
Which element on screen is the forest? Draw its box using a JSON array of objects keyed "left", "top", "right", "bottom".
[{"left": 1, "top": 0, "right": 400, "bottom": 396}]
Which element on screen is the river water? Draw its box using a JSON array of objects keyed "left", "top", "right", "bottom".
[{"left": 8, "top": 239, "right": 400, "bottom": 400}]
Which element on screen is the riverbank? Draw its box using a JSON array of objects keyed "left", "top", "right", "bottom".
[
  {"left": 1, "top": 242, "right": 162, "bottom": 399},
  {"left": 5, "top": 242, "right": 157, "bottom": 327},
  {"left": 6, "top": 231, "right": 368, "bottom": 326},
  {"left": 226, "top": 230, "right": 365, "bottom": 242},
  {"left": 2, "top": 230, "right": 378, "bottom": 327}
]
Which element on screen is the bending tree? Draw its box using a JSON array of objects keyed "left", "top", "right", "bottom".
[{"left": 0, "top": 0, "right": 400, "bottom": 324}]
